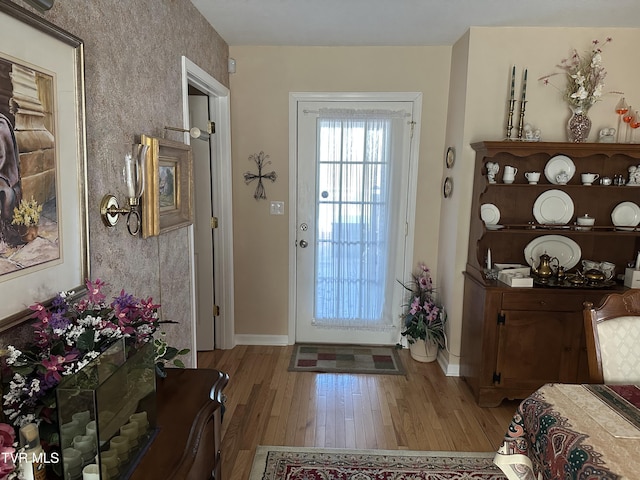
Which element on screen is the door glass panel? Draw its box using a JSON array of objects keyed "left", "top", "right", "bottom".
[{"left": 314, "top": 115, "right": 391, "bottom": 326}]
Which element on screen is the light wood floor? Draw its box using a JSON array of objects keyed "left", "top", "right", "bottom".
[{"left": 197, "top": 345, "right": 520, "bottom": 480}]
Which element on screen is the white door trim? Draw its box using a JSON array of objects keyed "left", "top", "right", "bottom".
[
  {"left": 288, "top": 92, "right": 422, "bottom": 345},
  {"left": 182, "top": 56, "right": 235, "bottom": 353}
]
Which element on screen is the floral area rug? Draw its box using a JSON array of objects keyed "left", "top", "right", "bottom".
[
  {"left": 288, "top": 344, "right": 404, "bottom": 375},
  {"left": 249, "top": 446, "right": 507, "bottom": 480}
]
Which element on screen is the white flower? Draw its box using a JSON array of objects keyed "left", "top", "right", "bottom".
[
  {"left": 27, "top": 379, "right": 40, "bottom": 397},
  {"left": 5, "top": 346, "right": 21, "bottom": 365},
  {"left": 593, "top": 84, "right": 603, "bottom": 98},
  {"left": 571, "top": 86, "right": 588, "bottom": 101}
]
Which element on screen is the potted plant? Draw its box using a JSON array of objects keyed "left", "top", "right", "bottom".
[
  {"left": 11, "top": 196, "right": 42, "bottom": 243},
  {"left": 398, "top": 263, "right": 447, "bottom": 362}
]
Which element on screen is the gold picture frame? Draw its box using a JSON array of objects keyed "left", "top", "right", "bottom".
[
  {"left": 141, "top": 135, "right": 193, "bottom": 238},
  {"left": 0, "top": 0, "right": 89, "bottom": 331}
]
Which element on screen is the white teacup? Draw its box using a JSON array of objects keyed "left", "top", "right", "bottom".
[
  {"left": 600, "top": 261, "right": 616, "bottom": 280},
  {"left": 581, "top": 172, "right": 600, "bottom": 185},
  {"left": 582, "top": 259, "right": 600, "bottom": 271},
  {"left": 525, "top": 171, "right": 541, "bottom": 184}
]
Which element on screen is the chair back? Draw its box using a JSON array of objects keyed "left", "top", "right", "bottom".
[{"left": 583, "top": 290, "right": 640, "bottom": 384}]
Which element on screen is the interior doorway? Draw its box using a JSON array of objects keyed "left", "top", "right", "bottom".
[
  {"left": 181, "top": 57, "right": 235, "bottom": 356},
  {"left": 189, "top": 90, "right": 216, "bottom": 350}
]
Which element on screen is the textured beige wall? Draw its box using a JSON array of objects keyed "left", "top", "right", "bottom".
[
  {"left": 228, "top": 46, "right": 452, "bottom": 337},
  {"left": 1, "top": 0, "right": 229, "bottom": 366},
  {"left": 438, "top": 27, "right": 640, "bottom": 371}
]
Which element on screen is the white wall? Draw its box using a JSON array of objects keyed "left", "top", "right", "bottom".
[{"left": 228, "top": 46, "right": 451, "bottom": 340}]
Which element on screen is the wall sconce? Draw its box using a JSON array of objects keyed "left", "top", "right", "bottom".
[
  {"left": 164, "top": 124, "right": 212, "bottom": 141},
  {"left": 100, "top": 143, "right": 148, "bottom": 235}
]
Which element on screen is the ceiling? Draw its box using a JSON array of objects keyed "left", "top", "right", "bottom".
[{"left": 190, "top": 0, "right": 640, "bottom": 47}]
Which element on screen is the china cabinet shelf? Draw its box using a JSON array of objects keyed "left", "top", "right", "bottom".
[
  {"left": 483, "top": 226, "right": 639, "bottom": 234},
  {"left": 461, "top": 141, "right": 640, "bottom": 407}
]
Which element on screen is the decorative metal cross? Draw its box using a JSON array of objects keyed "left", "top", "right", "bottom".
[{"left": 244, "top": 151, "right": 277, "bottom": 200}]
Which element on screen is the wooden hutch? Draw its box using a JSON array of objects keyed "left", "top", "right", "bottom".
[{"left": 461, "top": 141, "right": 640, "bottom": 407}]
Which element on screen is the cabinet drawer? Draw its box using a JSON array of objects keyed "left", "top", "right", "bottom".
[{"left": 502, "top": 292, "right": 586, "bottom": 311}]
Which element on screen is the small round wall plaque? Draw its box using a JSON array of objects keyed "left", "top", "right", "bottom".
[
  {"left": 445, "top": 146, "right": 455, "bottom": 169},
  {"left": 443, "top": 177, "right": 453, "bottom": 198}
]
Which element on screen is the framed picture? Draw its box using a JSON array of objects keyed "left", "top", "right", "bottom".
[
  {"left": 141, "top": 135, "right": 193, "bottom": 238},
  {"left": 0, "top": 1, "right": 89, "bottom": 331}
]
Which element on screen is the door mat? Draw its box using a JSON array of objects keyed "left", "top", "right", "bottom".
[
  {"left": 249, "top": 445, "right": 506, "bottom": 480},
  {"left": 288, "top": 344, "right": 404, "bottom": 375}
]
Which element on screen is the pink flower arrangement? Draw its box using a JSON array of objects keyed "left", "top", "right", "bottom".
[
  {"left": 1, "top": 279, "right": 188, "bottom": 446},
  {"left": 398, "top": 263, "right": 447, "bottom": 348}
]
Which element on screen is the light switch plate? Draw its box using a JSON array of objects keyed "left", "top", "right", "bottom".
[{"left": 270, "top": 201, "right": 285, "bottom": 215}]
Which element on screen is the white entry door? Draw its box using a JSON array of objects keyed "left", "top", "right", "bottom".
[{"left": 294, "top": 96, "right": 419, "bottom": 345}]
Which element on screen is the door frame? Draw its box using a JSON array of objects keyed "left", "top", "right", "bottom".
[
  {"left": 182, "top": 56, "right": 235, "bottom": 353},
  {"left": 287, "top": 92, "right": 423, "bottom": 344}
]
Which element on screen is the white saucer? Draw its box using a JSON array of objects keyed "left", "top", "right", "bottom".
[
  {"left": 485, "top": 224, "right": 504, "bottom": 230},
  {"left": 544, "top": 155, "right": 576, "bottom": 184},
  {"left": 481, "top": 203, "right": 500, "bottom": 225},
  {"left": 611, "top": 201, "right": 640, "bottom": 227},
  {"left": 533, "top": 189, "right": 574, "bottom": 225}
]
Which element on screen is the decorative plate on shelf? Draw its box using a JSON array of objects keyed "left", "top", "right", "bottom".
[
  {"left": 524, "top": 235, "right": 582, "bottom": 270},
  {"left": 611, "top": 201, "right": 640, "bottom": 227},
  {"left": 480, "top": 203, "right": 500, "bottom": 225},
  {"left": 533, "top": 189, "right": 574, "bottom": 225},
  {"left": 544, "top": 155, "right": 576, "bottom": 184}
]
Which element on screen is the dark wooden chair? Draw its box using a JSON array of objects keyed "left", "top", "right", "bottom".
[{"left": 583, "top": 289, "right": 640, "bottom": 384}]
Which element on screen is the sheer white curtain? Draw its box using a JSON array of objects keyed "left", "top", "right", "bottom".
[{"left": 313, "top": 108, "right": 406, "bottom": 330}]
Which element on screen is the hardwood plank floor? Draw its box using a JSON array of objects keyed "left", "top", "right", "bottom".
[{"left": 197, "top": 345, "right": 520, "bottom": 480}]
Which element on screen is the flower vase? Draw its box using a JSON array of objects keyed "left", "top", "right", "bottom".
[
  {"left": 19, "top": 225, "right": 38, "bottom": 243},
  {"left": 409, "top": 338, "right": 438, "bottom": 363},
  {"left": 567, "top": 106, "right": 592, "bottom": 143}
]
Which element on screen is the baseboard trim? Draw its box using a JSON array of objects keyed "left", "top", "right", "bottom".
[
  {"left": 439, "top": 354, "right": 460, "bottom": 376},
  {"left": 234, "top": 334, "right": 290, "bottom": 346}
]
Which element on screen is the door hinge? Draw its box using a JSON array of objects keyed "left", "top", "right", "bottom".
[
  {"left": 213, "top": 305, "right": 220, "bottom": 316},
  {"left": 208, "top": 120, "right": 215, "bottom": 134},
  {"left": 493, "top": 371, "right": 501, "bottom": 384},
  {"left": 497, "top": 313, "right": 506, "bottom": 325},
  {"left": 211, "top": 217, "right": 218, "bottom": 229},
  {"left": 409, "top": 120, "right": 416, "bottom": 139}
]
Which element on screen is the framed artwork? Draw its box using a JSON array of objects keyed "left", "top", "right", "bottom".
[
  {"left": 141, "top": 135, "right": 193, "bottom": 238},
  {"left": 0, "top": 1, "right": 89, "bottom": 331}
]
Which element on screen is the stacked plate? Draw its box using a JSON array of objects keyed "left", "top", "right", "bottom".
[
  {"left": 544, "top": 155, "right": 576, "bottom": 184},
  {"left": 481, "top": 204, "right": 503, "bottom": 230}
]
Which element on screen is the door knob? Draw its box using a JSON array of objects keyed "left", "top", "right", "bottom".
[{"left": 299, "top": 240, "right": 308, "bottom": 248}]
